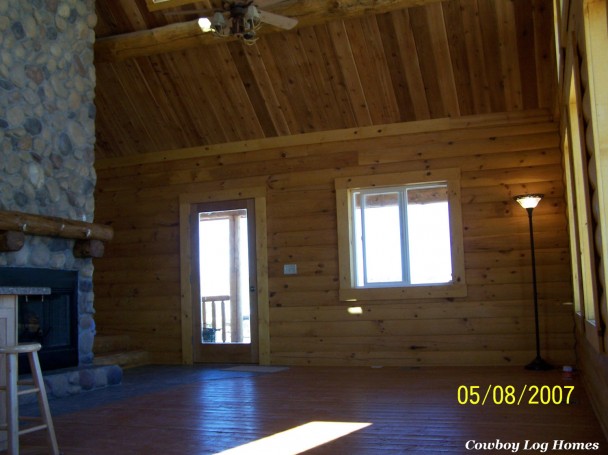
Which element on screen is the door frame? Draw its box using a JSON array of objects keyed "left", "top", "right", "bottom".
[
  {"left": 192, "top": 199, "right": 258, "bottom": 363},
  {"left": 179, "top": 187, "right": 269, "bottom": 365}
]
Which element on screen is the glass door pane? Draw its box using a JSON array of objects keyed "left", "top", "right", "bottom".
[{"left": 198, "top": 209, "right": 251, "bottom": 344}]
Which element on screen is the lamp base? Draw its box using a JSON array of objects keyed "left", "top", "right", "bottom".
[{"left": 525, "top": 356, "right": 553, "bottom": 371}]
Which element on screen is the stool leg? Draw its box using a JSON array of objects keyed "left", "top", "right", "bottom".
[
  {"left": 28, "top": 352, "right": 60, "bottom": 455},
  {"left": 6, "top": 352, "right": 19, "bottom": 455}
]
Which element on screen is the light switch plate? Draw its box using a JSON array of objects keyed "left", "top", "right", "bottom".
[{"left": 283, "top": 264, "right": 297, "bottom": 275}]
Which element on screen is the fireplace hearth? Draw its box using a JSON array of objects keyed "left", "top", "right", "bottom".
[{"left": 0, "top": 267, "right": 78, "bottom": 374}]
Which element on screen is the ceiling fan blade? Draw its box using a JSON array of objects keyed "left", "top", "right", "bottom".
[
  {"left": 162, "top": 8, "right": 215, "bottom": 16},
  {"left": 259, "top": 10, "right": 298, "bottom": 30}
]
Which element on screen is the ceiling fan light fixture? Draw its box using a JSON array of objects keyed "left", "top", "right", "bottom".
[
  {"left": 228, "top": 4, "right": 261, "bottom": 44},
  {"left": 188, "top": 1, "right": 294, "bottom": 45},
  {"left": 198, "top": 17, "right": 213, "bottom": 32},
  {"left": 210, "top": 11, "right": 228, "bottom": 35},
  {"left": 245, "top": 5, "right": 261, "bottom": 24}
]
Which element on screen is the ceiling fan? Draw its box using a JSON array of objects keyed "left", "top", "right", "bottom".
[{"left": 164, "top": 1, "right": 298, "bottom": 44}]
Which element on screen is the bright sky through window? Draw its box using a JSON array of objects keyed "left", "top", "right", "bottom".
[
  {"left": 199, "top": 217, "right": 230, "bottom": 297},
  {"left": 199, "top": 212, "right": 250, "bottom": 303},
  {"left": 407, "top": 202, "right": 452, "bottom": 284}
]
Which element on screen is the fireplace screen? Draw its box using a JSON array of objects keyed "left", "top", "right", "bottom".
[
  {"left": 19, "top": 294, "right": 71, "bottom": 348},
  {"left": 0, "top": 267, "right": 79, "bottom": 373}
]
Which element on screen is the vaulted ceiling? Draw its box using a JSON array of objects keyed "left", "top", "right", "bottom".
[{"left": 93, "top": 0, "right": 556, "bottom": 160}]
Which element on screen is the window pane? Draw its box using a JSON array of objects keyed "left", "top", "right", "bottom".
[
  {"left": 362, "top": 192, "right": 403, "bottom": 284},
  {"left": 406, "top": 186, "right": 452, "bottom": 284},
  {"left": 199, "top": 210, "right": 251, "bottom": 344},
  {"left": 238, "top": 215, "right": 251, "bottom": 343},
  {"left": 353, "top": 193, "right": 365, "bottom": 286},
  {"left": 199, "top": 217, "right": 230, "bottom": 296}
]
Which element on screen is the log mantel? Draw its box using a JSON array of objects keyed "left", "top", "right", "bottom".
[
  {"left": 0, "top": 210, "right": 113, "bottom": 258},
  {"left": 0, "top": 210, "right": 113, "bottom": 241}
]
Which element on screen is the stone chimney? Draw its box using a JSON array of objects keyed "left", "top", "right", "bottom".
[{"left": 0, "top": 0, "right": 98, "bottom": 367}]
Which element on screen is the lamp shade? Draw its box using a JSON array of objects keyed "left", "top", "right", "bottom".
[{"left": 514, "top": 194, "right": 544, "bottom": 209}]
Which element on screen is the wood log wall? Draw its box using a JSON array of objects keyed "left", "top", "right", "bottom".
[
  {"left": 94, "top": 110, "right": 575, "bottom": 366},
  {"left": 558, "top": 0, "right": 608, "bottom": 437}
]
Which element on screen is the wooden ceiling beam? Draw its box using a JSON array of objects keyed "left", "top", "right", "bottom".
[
  {"left": 144, "top": 0, "right": 206, "bottom": 12},
  {"left": 95, "top": 0, "right": 445, "bottom": 62}
]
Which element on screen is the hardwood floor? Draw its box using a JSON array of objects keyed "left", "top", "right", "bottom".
[{"left": 9, "top": 365, "right": 607, "bottom": 454}]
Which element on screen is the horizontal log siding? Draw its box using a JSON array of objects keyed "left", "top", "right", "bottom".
[{"left": 94, "top": 114, "right": 574, "bottom": 366}]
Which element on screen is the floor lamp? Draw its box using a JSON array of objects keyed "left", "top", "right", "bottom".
[{"left": 514, "top": 194, "right": 553, "bottom": 371}]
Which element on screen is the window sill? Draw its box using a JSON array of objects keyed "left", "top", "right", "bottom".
[{"left": 339, "top": 282, "right": 468, "bottom": 301}]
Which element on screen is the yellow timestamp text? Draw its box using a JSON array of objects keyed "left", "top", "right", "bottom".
[{"left": 457, "top": 385, "right": 575, "bottom": 406}]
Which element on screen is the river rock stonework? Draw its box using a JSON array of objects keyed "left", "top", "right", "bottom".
[{"left": 0, "top": 0, "right": 100, "bottom": 379}]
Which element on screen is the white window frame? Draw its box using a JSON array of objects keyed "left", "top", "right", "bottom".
[
  {"left": 335, "top": 168, "right": 467, "bottom": 301},
  {"left": 352, "top": 183, "right": 452, "bottom": 288}
]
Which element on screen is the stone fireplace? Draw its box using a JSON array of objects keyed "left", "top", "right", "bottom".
[{"left": 0, "top": 0, "right": 117, "bottom": 395}]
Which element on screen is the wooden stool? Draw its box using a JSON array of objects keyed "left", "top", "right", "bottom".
[{"left": 0, "top": 343, "right": 60, "bottom": 455}]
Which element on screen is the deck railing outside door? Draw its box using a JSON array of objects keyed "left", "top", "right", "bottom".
[{"left": 201, "top": 295, "right": 243, "bottom": 343}]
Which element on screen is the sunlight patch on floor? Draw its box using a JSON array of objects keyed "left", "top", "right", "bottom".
[{"left": 215, "top": 421, "right": 372, "bottom": 454}]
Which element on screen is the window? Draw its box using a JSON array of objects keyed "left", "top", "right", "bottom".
[
  {"left": 562, "top": 22, "right": 606, "bottom": 351},
  {"left": 352, "top": 184, "right": 452, "bottom": 287},
  {"left": 336, "top": 169, "right": 466, "bottom": 301}
]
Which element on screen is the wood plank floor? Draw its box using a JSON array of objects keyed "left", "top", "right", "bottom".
[{"left": 8, "top": 365, "right": 608, "bottom": 454}]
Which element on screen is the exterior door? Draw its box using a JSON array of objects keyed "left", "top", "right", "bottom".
[{"left": 191, "top": 199, "right": 258, "bottom": 363}]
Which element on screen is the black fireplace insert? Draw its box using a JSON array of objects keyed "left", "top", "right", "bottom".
[{"left": 0, "top": 267, "right": 79, "bottom": 374}]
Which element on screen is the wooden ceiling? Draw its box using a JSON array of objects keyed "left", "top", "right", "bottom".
[{"left": 93, "top": 0, "right": 556, "bottom": 160}]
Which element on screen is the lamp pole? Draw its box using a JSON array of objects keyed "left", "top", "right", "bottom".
[{"left": 514, "top": 194, "right": 552, "bottom": 371}]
